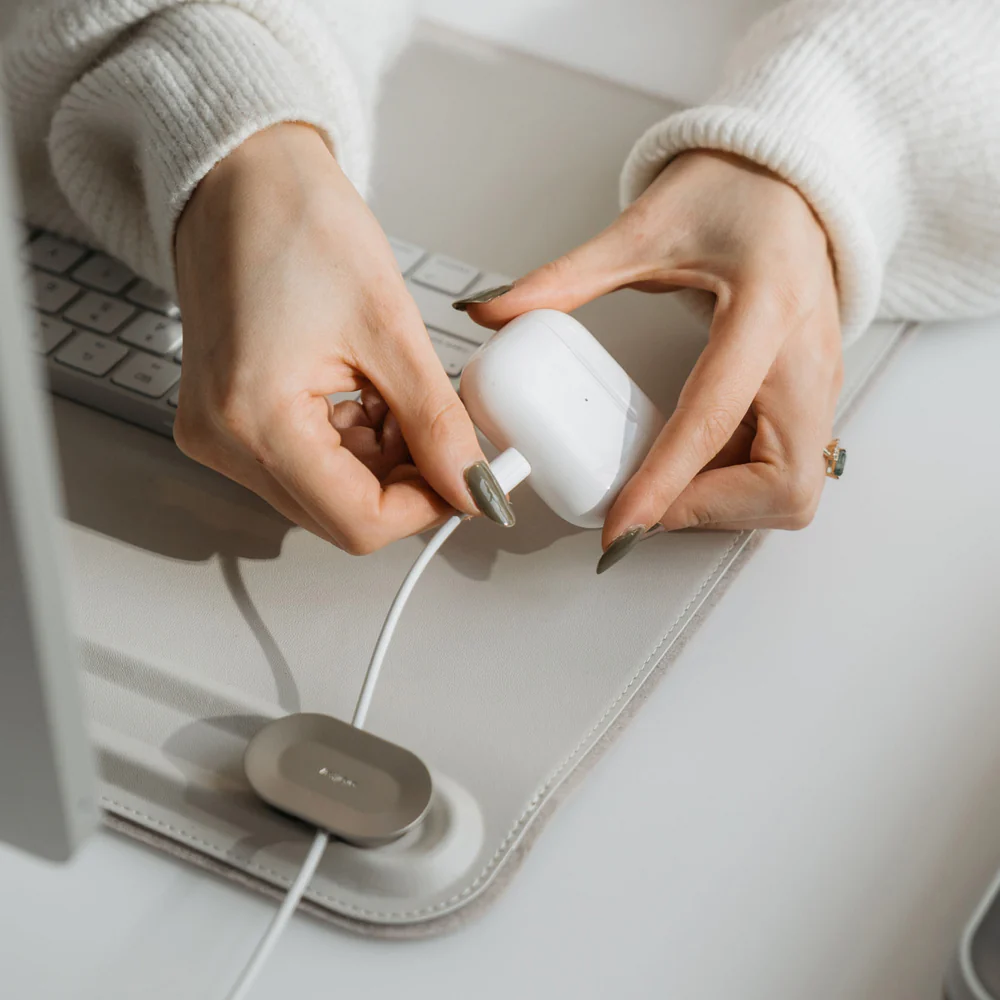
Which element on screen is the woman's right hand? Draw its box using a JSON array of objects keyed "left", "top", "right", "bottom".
[{"left": 173, "top": 123, "right": 511, "bottom": 553}]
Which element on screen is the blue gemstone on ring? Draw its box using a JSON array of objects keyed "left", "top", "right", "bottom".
[{"left": 833, "top": 448, "right": 847, "bottom": 477}]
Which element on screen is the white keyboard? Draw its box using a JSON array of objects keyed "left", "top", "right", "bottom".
[{"left": 25, "top": 228, "right": 509, "bottom": 437}]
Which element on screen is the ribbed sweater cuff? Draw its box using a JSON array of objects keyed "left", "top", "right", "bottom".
[
  {"left": 47, "top": 3, "right": 370, "bottom": 294},
  {"left": 621, "top": 107, "right": 886, "bottom": 345}
]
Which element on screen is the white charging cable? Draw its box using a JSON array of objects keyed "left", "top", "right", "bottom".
[{"left": 224, "top": 448, "right": 530, "bottom": 1000}]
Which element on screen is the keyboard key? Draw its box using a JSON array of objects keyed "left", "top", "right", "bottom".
[
  {"left": 406, "top": 280, "right": 494, "bottom": 347},
  {"left": 118, "top": 312, "right": 182, "bottom": 354},
  {"left": 63, "top": 291, "right": 136, "bottom": 335},
  {"left": 54, "top": 332, "right": 128, "bottom": 376},
  {"left": 33, "top": 314, "right": 74, "bottom": 355},
  {"left": 428, "top": 329, "right": 475, "bottom": 377},
  {"left": 388, "top": 237, "right": 426, "bottom": 276},
  {"left": 31, "top": 273, "right": 82, "bottom": 313},
  {"left": 71, "top": 253, "right": 134, "bottom": 293},
  {"left": 125, "top": 279, "right": 179, "bottom": 317},
  {"left": 174, "top": 345, "right": 183, "bottom": 363},
  {"left": 411, "top": 254, "right": 479, "bottom": 296},
  {"left": 26, "top": 234, "right": 87, "bottom": 274},
  {"left": 167, "top": 387, "right": 180, "bottom": 408},
  {"left": 111, "top": 353, "right": 180, "bottom": 398}
]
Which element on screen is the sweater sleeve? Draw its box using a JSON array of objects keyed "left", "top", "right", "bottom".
[
  {"left": 1, "top": 0, "right": 416, "bottom": 293},
  {"left": 620, "top": 0, "right": 1000, "bottom": 343}
]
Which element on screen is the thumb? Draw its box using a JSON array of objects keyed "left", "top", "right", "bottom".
[{"left": 458, "top": 221, "right": 644, "bottom": 330}]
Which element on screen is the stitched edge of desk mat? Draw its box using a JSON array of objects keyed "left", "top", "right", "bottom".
[{"left": 100, "top": 322, "right": 914, "bottom": 936}]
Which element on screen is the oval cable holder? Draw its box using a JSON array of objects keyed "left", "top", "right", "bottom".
[{"left": 228, "top": 448, "right": 531, "bottom": 1000}]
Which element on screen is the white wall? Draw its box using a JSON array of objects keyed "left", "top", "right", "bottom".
[{"left": 419, "top": 0, "right": 780, "bottom": 104}]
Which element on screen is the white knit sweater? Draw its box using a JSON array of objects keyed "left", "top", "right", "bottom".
[{"left": 3, "top": 0, "right": 1000, "bottom": 343}]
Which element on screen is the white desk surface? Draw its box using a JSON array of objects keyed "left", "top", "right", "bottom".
[
  {"left": 420, "top": 0, "right": 781, "bottom": 104},
  {"left": 4, "top": 23, "right": 1000, "bottom": 1000}
]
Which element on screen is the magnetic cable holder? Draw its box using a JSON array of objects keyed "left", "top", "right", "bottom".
[{"left": 229, "top": 448, "right": 530, "bottom": 1000}]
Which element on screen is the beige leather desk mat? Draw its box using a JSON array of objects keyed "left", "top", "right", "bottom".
[{"left": 57, "top": 27, "right": 911, "bottom": 935}]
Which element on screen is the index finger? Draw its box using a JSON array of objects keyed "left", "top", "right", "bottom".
[
  {"left": 259, "top": 393, "right": 452, "bottom": 555},
  {"left": 603, "top": 292, "right": 787, "bottom": 546}
]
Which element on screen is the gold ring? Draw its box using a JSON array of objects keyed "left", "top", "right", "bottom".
[{"left": 824, "top": 438, "right": 847, "bottom": 479}]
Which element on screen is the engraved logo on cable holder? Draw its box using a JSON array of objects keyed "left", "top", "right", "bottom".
[{"left": 318, "top": 766, "right": 357, "bottom": 789}]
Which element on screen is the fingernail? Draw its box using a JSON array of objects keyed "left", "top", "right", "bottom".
[
  {"left": 452, "top": 284, "right": 514, "bottom": 311},
  {"left": 465, "top": 461, "right": 516, "bottom": 527},
  {"left": 596, "top": 526, "right": 647, "bottom": 575}
]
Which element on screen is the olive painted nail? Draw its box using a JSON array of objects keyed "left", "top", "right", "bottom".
[
  {"left": 596, "top": 526, "right": 646, "bottom": 575},
  {"left": 465, "top": 461, "right": 516, "bottom": 527},
  {"left": 452, "top": 284, "right": 514, "bottom": 311}
]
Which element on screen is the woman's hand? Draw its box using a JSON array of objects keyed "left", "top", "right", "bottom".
[
  {"left": 463, "top": 150, "right": 843, "bottom": 570},
  {"left": 174, "top": 123, "right": 508, "bottom": 554}
]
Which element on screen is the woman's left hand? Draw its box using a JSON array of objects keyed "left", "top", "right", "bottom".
[{"left": 462, "top": 150, "right": 844, "bottom": 569}]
